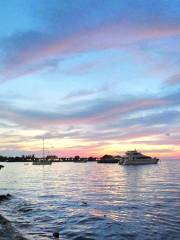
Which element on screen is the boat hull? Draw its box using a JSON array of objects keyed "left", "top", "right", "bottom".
[
  {"left": 119, "top": 158, "right": 159, "bottom": 165},
  {"left": 32, "top": 161, "right": 52, "bottom": 165},
  {"left": 0, "top": 165, "right": 4, "bottom": 170},
  {"left": 97, "top": 159, "right": 119, "bottom": 164}
]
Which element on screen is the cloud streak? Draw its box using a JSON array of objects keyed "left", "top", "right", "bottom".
[
  {"left": 0, "top": 89, "right": 179, "bottom": 128},
  {"left": 166, "top": 73, "right": 180, "bottom": 85},
  {"left": 1, "top": 9, "right": 180, "bottom": 82}
]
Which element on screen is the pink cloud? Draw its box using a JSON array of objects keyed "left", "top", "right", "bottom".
[
  {"left": 21, "top": 24, "right": 180, "bottom": 63},
  {"left": 63, "top": 89, "right": 96, "bottom": 100},
  {"left": 0, "top": 64, "right": 49, "bottom": 83},
  {"left": 0, "top": 96, "right": 169, "bottom": 129},
  {"left": 2, "top": 22, "right": 180, "bottom": 82},
  {"left": 86, "top": 98, "right": 168, "bottom": 124},
  {"left": 166, "top": 73, "right": 180, "bottom": 85}
]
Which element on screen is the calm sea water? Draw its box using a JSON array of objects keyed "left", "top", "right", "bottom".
[{"left": 0, "top": 161, "right": 180, "bottom": 240}]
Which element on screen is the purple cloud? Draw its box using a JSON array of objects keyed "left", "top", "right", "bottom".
[
  {"left": 166, "top": 73, "right": 180, "bottom": 85},
  {"left": 1, "top": 14, "right": 180, "bottom": 82}
]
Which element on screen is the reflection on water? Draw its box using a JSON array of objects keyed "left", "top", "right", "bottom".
[{"left": 0, "top": 161, "right": 180, "bottom": 239}]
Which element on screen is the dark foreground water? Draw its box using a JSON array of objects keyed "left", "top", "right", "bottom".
[{"left": 0, "top": 161, "right": 180, "bottom": 240}]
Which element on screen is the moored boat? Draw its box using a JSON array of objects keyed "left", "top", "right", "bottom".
[
  {"left": 73, "top": 156, "right": 87, "bottom": 163},
  {"left": 32, "top": 138, "right": 52, "bottom": 165},
  {"left": 0, "top": 165, "right": 4, "bottom": 170},
  {"left": 32, "top": 159, "right": 52, "bottom": 165},
  {"left": 119, "top": 150, "right": 159, "bottom": 165},
  {"left": 97, "top": 155, "right": 119, "bottom": 164}
]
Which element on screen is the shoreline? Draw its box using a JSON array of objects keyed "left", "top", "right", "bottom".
[{"left": 0, "top": 214, "right": 29, "bottom": 240}]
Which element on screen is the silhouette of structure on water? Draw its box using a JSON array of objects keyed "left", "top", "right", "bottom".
[
  {"left": 97, "top": 155, "right": 120, "bottom": 163},
  {"left": 0, "top": 155, "right": 97, "bottom": 163},
  {"left": 0, "top": 152, "right": 159, "bottom": 165},
  {"left": 0, "top": 165, "right": 4, "bottom": 170}
]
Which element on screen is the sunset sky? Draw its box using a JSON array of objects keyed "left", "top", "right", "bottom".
[{"left": 0, "top": 0, "right": 180, "bottom": 159}]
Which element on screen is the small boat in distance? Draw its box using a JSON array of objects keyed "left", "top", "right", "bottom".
[
  {"left": 119, "top": 150, "right": 159, "bottom": 165},
  {"left": 32, "top": 158, "right": 52, "bottom": 165},
  {"left": 97, "top": 155, "right": 119, "bottom": 164},
  {"left": 73, "top": 156, "right": 87, "bottom": 163},
  {"left": 0, "top": 165, "right": 4, "bottom": 170},
  {"left": 32, "top": 138, "right": 52, "bottom": 165}
]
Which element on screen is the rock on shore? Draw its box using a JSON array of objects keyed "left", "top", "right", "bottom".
[
  {"left": 0, "top": 215, "right": 29, "bottom": 240},
  {"left": 0, "top": 194, "right": 11, "bottom": 203}
]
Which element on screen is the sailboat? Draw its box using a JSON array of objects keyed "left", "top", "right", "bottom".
[{"left": 32, "top": 138, "right": 52, "bottom": 165}]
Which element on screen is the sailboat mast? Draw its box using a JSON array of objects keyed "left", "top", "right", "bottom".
[{"left": 43, "top": 137, "right": 45, "bottom": 160}]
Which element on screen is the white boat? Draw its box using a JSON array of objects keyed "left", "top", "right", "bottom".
[
  {"left": 119, "top": 150, "right": 159, "bottom": 165},
  {"left": 32, "top": 138, "right": 52, "bottom": 165},
  {"left": 32, "top": 159, "right": 52, "bottom": 165}
]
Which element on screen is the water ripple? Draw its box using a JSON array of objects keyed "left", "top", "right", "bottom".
[{"left": 0, "top": 161, "right": 180, "bottom": 239}]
